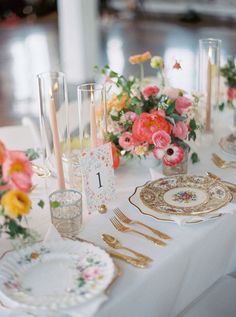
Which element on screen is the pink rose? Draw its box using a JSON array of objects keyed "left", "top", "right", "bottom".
[
  {"left": 2, "top": 151, "right": 33, "bottom": 193},
  {"left": 143, "top": 85, "right": 160, "bottom": 100},
  {"left": 119, "top": 132, "right": 136, "bottom": 151},
  {"left": 172, "top": 121, "right": 188, "bottom": 140},
  {"left": 162, "top": 87, "right": 181, "bottom": 100},
  {"left": 175, "top": 96, "right": 192, "bottom": 114},
  {"left": 152, "top": 130, "right": 171, "bottom": 149},
  {"left": 82, "top": 267, "right": 100, "bottom": 280},
  {"left": 125, "top": 111, "right": 138, "bottom": 122},
  {"left": 227, "top": 87, "right": 236, "bottom": 101}
]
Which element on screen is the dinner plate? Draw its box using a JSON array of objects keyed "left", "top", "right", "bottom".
[
  {"left": 129, "top": 175, "right": 233, "bottom": 223},
  {"left": 0, "top": 240, "right": 114, "bottom": 311}
]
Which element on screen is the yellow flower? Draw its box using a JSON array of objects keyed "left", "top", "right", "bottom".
[
  {"left": 1, "top": 190, "right": 31, "bottom": 219},
  {"left": 150, "top": 56, "right": 164, "bottom": 69},
  {"left": 129, "top": 51, "right": 152, "bottom": 64},
  {"left": 107, "top": 94, "right": 129, "bottom": 112}
]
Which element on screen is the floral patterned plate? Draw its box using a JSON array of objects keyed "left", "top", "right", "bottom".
[
  {"left": 129, "top": 175, "right": 233, "bottom": 222},
  {"left": 0, "top": 240, "right": 114, "bottom": 311}
]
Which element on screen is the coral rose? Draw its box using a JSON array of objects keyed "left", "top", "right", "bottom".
[
  {"left": 132, "top": 113, "right": 172, "bottom": 144},
  {"left": 1, "top": 190, "right": 31, "bottom": 218},
  {"left": 111, "top": 143, "right": 120, "bottom": 169},
  {"left": 172, "top": 121, "right": 188, "bottom": 140},
  {"left": 129, "top": 51, "right": 152, "bottom": 64},
  {"left": 2, "top": 151, "right": 33, "bottom": 193},
  {"left": 143, "top": 85, "right": 160, "bottom": 100},
  {"left": 175, "top": 96, "right": 192, "bottom": 114},
  {"left": 152, "top": 130, "right": 171, "bottom": 149}
]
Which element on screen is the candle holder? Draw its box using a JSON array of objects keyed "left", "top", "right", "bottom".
[
  {"left": 77, "top": 83, "right": 107, "bottom": 150},
  {"left": 198, "top": 39, "right": 221, "bottom": 134},
  {"left": 37, "top": 71, "right": 69, "bottom": 190}
]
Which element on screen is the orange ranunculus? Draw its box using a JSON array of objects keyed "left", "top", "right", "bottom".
[
  {"left": 129, "top": 51, "right": 152, "bottom": 65},
  {"left": 132, "top": 113, "right": 172, "bottom": 144},
  {"left": 0, "top": 141, "right": 7, "bottom": 165},
  {"left": 111, "top": 143, "right": 120, "bottom": 169},
  {"left": 107, "top": 94, "right": 129, "bottom": 112}
]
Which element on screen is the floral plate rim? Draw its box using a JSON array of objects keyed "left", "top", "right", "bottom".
[
  {"left": 128, "top": 175, "right": 233, "bottom": 224},
  {"left": 0, "top": 240, "right": 115, "bottom": 312}
]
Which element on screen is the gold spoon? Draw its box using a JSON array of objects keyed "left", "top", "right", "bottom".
[{"left": 102, "top": 234, "right": 153, "bottom": 263}]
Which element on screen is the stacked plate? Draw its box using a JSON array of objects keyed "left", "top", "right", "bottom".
[
  {"left": 129, "top": 175, "right": 233, "bottom": 224},
  {"left": 0, "top": 240, "right": 114, "bottom": 312}
]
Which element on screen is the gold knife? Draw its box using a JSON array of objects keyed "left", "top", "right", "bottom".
[
  {"left": 107, "top": 250, "right": 149, "bottom": 268},
  {"left": 206, "top": 172, "right": 236, "bottom": 193}
]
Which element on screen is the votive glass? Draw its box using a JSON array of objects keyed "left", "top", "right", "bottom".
[{"left": 49, "top": 189, "right": 82, "bottom": 238}]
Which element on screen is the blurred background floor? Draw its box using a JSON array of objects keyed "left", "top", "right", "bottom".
[{"left": 0, "top": 0, "right": 236, "bottom": 127}]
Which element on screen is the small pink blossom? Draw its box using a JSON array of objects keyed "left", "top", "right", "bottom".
[
  {"left": 125, "top": 111, "right": 138, "bottom": 122},
  {"left": 82, "top": 267, "right": 100, "bottom": 280},
  {"left": 172, "top": 121, "right": 188, "bottom": 140},
  {"left": 175, "top": 96, "right": 192, "bottom": 114},
  {"left": 2, "top": 151, "right": 32, "bottom": 193},
  {"left": 152, "top": 130, "right": 171, "bottom": 149},
  {"left": 143, "top": 85, "right": 160, "bottom": 100},
  {"left": 119, "top": 132, "right": 136, "bottom": 151}
]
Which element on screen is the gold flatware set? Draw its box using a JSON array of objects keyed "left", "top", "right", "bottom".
[
  {"left": 212, "top": 153, "right": 236, "bottom": 169},
  {"left": 206, "top": 171, "right": 236, "bottom": 193}
]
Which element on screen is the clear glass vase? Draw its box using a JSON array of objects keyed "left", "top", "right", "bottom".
[{"left": 162, "top": 149, "right": 188, "bottom": 176}]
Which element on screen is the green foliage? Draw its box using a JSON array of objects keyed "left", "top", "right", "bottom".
[
  {"left": 191, "top": 152, "right": 200, "bottom": 164},
  {"left": 37, "top": 200, "right": 45, "bottom": 209},
  {"left": 25, "top": 148, "right": 40, "bottom": 161},
  {"left": 50, "top": 201, "right": 61, "bottom": 208},
  {"left": 221, "top": 57, "right": 236, "bottom": 88}
]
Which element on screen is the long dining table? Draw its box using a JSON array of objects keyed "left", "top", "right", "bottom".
[{"left": 0, "top": 110, "right": 236, "bottom": 317}]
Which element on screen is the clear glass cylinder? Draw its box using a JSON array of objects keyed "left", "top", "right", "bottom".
[
  {"left": 77, "top": 83, "right": 107, "bottom": 150},
  {"left": 37, "top": 71, "right": 69, "bottom": 189},
  {"left": 198, "top": 39, "right": 221, "bottom": 133}
]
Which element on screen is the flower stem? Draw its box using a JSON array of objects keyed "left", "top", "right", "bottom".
[{"left": 140, "top": 63, "right": 144, "bottom": 84}]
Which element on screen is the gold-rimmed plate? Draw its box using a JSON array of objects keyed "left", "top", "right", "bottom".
[{"left": 129, "top": 175, "right": 233, "bottom": 223}]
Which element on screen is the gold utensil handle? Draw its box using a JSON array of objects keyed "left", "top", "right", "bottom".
[
  {"left": 224, "top": 181, "right": 236, "bottom": 193},
  {"left": 108, "top": 250, "right": 147, "bottom": 268},
  {"left": 131, "top": 229, "right": 166, "bottom": 246},
  {"left": 121, "top": 246, "right": 153, "bottom": 262},
  {"left": 136, "top": 221, "right": 171, "bottom": 240}
]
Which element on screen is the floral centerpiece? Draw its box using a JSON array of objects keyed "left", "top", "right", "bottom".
[
  {"left": 0, "top": 141, "right": 39, "bottom": 243},
  {"left": 220, "top": 57, "right": 236, "bottom": 110},
  {"left": 97, "top": 51, "right": 199, "bottom": 169}
]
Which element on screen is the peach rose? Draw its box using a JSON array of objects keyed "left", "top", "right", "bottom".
[{"left": 2, "top": 151, "right": 33, "bottom": 193}]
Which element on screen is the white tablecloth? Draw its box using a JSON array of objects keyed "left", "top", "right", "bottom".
[{"left": 0, "top": 112, "right": 236, "bottom": 317}]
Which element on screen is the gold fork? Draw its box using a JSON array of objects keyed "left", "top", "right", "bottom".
[
  {"left": 114, "top": 208, "right": 171, "bottom": 240},
  {"left": 110, "top": 217, "right": 166, "bottom": 247},
  {"left": 212, "top": 153, "right": 236, "bottom": 169}
]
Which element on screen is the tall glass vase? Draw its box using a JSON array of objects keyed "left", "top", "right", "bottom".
[
  {"left": 198, "top": 39, "right": 221, "bottom": 134},
  {"left": 37, "top": 71, "right": 69, "bottom": 190}
]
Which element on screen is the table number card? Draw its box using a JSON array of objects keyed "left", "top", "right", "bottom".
[{"left": 79, "top": 143, "right": 115, "bottom": 214}]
